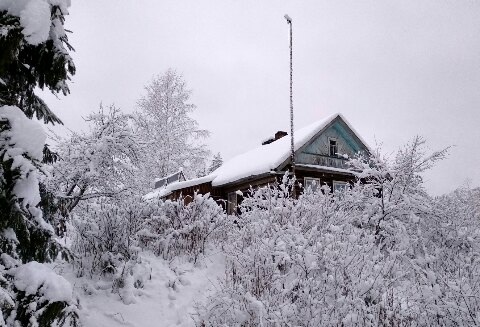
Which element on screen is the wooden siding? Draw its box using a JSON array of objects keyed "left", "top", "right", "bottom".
[
  {"left": 222, "top": 174, "right": 278, "bottom": 196},
  {"left": 297, "top": 119, "right": 365, "bottom": 166},
  {"left": 293, "top": 167, "right": 353, "bottom": 195},
  {"left": 166, "top": 168, "right": 356, "bottom": 212},
  {"left": 167, "top": 182, "right": 221, "bottom": 205}
]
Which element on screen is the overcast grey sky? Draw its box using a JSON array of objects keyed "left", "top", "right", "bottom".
[{"left": 43, "top": 0, "right": 480, "bottom": 195}]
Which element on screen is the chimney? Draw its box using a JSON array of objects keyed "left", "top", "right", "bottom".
[
  {"left": 262, "top": 131, "right": 288, "bottom": 145},
  {"left": 275, "top": 131, "right": 288, "bottom": 140}
]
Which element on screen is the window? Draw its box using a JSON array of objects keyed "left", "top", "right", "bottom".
[
  {"left": 329, "top": 138, "right": 338, "bottom": 156},
  {"left": 227, "top": 192, "right": 237, "bottom": 215},
  {"left": 333, "top": 181, "right": 348, "bottom": 193},
  {"left": 304, "top": 177, "right": 320, "bottom": 192}
]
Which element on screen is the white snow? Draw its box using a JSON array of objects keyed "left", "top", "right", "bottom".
[
  {"left": 0, "top": 0, "right": 71, "bottom": 45},
  {"left": 143, "top": 186, "right": 172, "bottom": 200},
  {"left": 60, "top": 251, "right": 225, "bottom": 327},
  {"left": 19, "top": 0, "right": 51, "bottom": 45},
  {"left": 2, "top": 228, "right": 18, "bottom": 243},
  {"left": 12, "top": 261, "right": 74, "bottom": 303},
  {"left": 0, "top": 0, "right": 67, "bottom": 45},
  {"left": 0, "top": 106, "right": 46, "bottom": 160},
  {"left": 144, "top": 175, "right": 215, "bottom": 200},
  {"left": 12, "top": 168, "right": 42, "bottom": 209},
  {"left": 0, "top": 106, "right": 53, "bottom": 232}
]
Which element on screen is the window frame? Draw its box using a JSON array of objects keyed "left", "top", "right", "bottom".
[
  {"left": 333, "top": 180, "right": 348, "bottom": 193},
  {"left": 227, "top": 192, "right": 237, "bottom": 215},
  {"left": 304, "top": 177, "right": 321, "bottom": 192},
  {"left": 328, "top": 137, "right": 338, "bottom": 157}
]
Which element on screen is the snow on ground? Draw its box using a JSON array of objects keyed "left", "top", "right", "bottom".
[{"left": 55, "top": 251, "right": 224, "bottom": 327}]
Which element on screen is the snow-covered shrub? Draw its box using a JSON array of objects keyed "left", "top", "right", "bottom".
[
  {"left": 110, "top": 255, "right": 152, "bottom": 305},
  {"left": 199, "top": 138, "right": 480, "bottom": 326},
  {"left": 71, "top": 195, "right": 152, "bottom": 278},
  {"left": 70, "top": 195, "right": 156, "bottom": 305},
  {"left": 71, "top": 192, "right": 228, "bottom": 304},
  {"left": 143, "top": 193, "right": 227, "bottom": 262},
  {"left": 200, "top": 177, "right": 385, "bottom": 326},
  {"left": 420, "top": 186, "right": 480, "bottom": 325}
]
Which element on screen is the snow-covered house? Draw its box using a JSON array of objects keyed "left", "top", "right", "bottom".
[{"left": 145, "top": 113, "right": 370, "bottom": 214}]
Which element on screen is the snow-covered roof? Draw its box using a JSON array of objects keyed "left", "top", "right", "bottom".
[
  {"left": 143, "top": 175, "right": 214, "bottom": 200},
  {"left": 210, "top": 113, "right": 343, "bottom": 186},
  {"left": 146, "top": 113, "right": 368, "bottom": 198}
]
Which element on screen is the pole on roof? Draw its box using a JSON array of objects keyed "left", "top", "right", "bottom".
[{"left": 284, "top": 14, "right": 295, "bottom": 196}]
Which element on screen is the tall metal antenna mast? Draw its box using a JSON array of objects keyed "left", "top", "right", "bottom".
[{"left": 284, "top": 14, "right": 295, "bottom": 195}]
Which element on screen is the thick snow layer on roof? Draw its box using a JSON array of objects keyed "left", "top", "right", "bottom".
[
  {"left": 143, "top": 187, "right": 171, "bottom": 200},
  {"left": 210, "top": 113, "right": 341, "bottom": 186},
  {"left": 144, "top": 175, "right": 214, "bottom": 200}
]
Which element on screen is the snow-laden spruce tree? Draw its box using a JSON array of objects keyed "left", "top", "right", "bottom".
[
  {"left": 134, "top": 69, "right": 210, "bottom": 188},
  {"left": 0, "top": 1, "right": 79, "bottom": 325},
  {"left": 0, "top": 0, "right": 75, "bottom": 125}
]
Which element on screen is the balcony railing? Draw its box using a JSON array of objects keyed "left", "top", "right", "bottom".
[
  {"left": 299, "top": 153, "right": 349, "bottom": 169},
  {"left": 318, "top": 155, "right": 348, "bottom": 169}
]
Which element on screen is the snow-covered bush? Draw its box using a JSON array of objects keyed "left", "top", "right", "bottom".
[
  {"left": 199, "top": 177, "right": 385, "bottom": 326},
  {"left": 70, "top": 192, "right": 228, "bottom": 304},
  {"left": 421, "top": 186, "right": 480, "bottom": 325},
  {"left": 71, "top": 195, "right": 152, "bottom": 278},
  {"left": 70, "top": 195, "right": 156, "bottom": 305},
  {"left": 199, "top": 138, "right": 480, "bottom": 326},
  {"left": 143, "top": 193, "right": 228, "bottom": 262}
]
